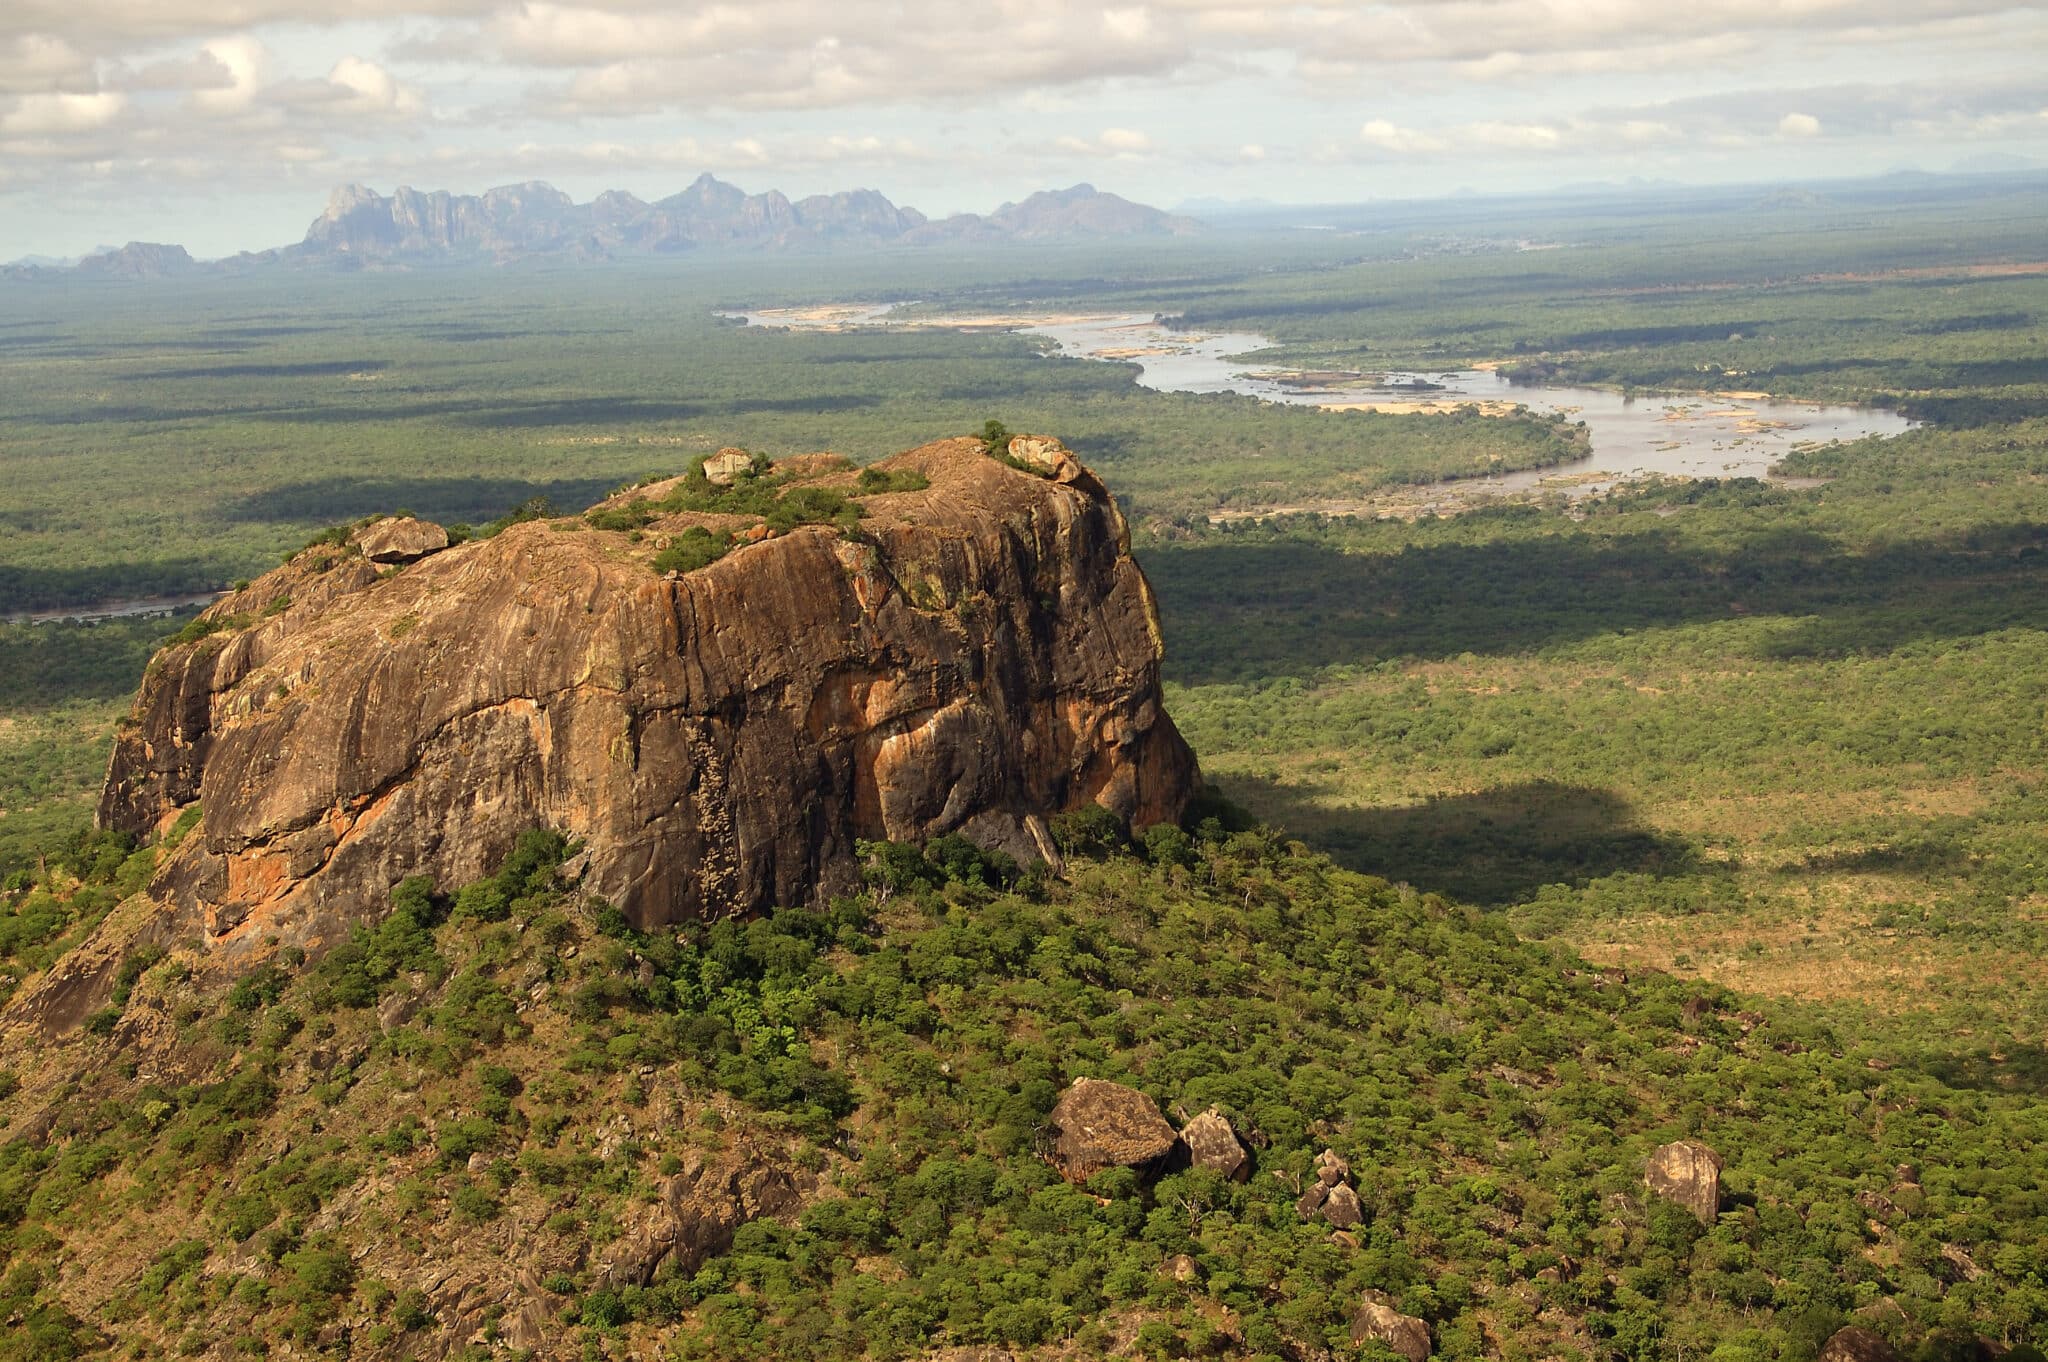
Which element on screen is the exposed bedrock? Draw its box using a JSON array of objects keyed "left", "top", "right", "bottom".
[{"left": 98, "top": 436, "right": 1197, "bottom": 951}]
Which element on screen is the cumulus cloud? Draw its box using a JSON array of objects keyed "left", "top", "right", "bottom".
[
  {"left": 511, "top": 2, "right": 1206, "bottom": 114},
  {"left": 1359, "top": 119, "right": 1447, "bottom": 154},
  {"left": 191, "top": 35, "right": 266, "bottom": 114},
  {"left": 1467, "top": 120, "right": 1562, "bottom": 150},
  {"left": 1053, "top": 127, "right": 1156, "bottom": 158},
  {"left": 0, "top": 34, "right": 91, "bottom": 93},
  {"left": 1777, "top": 111, "right": 1823, "bottom": 137},
  {"left": 323, "top": 57, "right": 424, "bottom": 117},
  {"left": 0, "top": 88, "right": 125, "bottom": 133}
]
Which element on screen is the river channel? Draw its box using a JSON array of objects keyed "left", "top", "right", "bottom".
[{"left": 727, "top": 304, "right": 1914, "bottom": 511}]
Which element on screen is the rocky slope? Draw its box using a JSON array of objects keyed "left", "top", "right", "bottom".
[{"left": 92, "top": 435, "right": 1194, "bottom": 962}]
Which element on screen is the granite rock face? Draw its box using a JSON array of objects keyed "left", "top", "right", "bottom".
[
  {"left": 1350, "top": 1293, "right": 1432, "bottom": 1362},
  {"left": 353, "top": 516, "right": 450, "bottom": 564},
  {"left": 1645, "top": 1139, "right": 1724, "bottom": 1225},
  {"left": 1180, "top": 1107, "right": 1250, "bottom": 1182},
  {"left": 98, "top": 436, "right": 1196, "bottom": 951},
  {"left": 1046, "top": 1078, "right": 1180, "bottom": 1183},
  {"left": 1817, "top": 1328, "right": 1899, "bottom": 1362}
]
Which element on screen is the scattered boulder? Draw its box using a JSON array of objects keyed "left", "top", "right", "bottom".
[
  {"left": 1819, "top": 1327, "right": 1900, "bottom": 1362},
  {"left": 1163, "top": 1254, "right": 1199, "bottom": 1283},
  {"left": 1939, "top": 1243, "right": 1984, "bottom": 1282},
  {"left": 1181, "top": 1107, "right": 1250, "bottom": 1182},
  {"left": 1645, "top": 1139, "right": 1723, "bottom": 1224},
  {"left": 353, "top": 515, "right": 449, "bottom": 564},
  {"left": 703, "top": 447, "right": 755, "bottom": 486},
  {"left": 1350, "top": 1292, "right": 1431, "bottom": 1362},
  {"left": 1296, "top": 1148, "right": 1364, "bottom": 1229},
  {"left": 1321, "top": 1182, "right": 1364, "bottom": 1228},
  {"left": 1047, "top": 1078, "right": 1178, "bottom": 1183},
  {"left": 1007, "top": 434, "right": 1070, "bottom": 474}
]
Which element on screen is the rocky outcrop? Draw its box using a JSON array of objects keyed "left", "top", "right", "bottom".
[
  {"left": 1297, "top": 1148, "right": 1363, "bottom": 1228},
  {"left": 1819, "top": 1327, "right": 1900, "bottom": 1362},
  {"left": 1350, "top": 1293, "right": 1432, "bottom": 1362},
  {"left": 1181, "top": 1107, "right": 1250, "bottom": 1182},
  {"left": 1047, "top": 1078, "right": 1179, "bottom": 1183},
  {"left": 1645, "top": 1139, "right": 1723, "bottom": 1224},
  {"left": 353, "top": 515, "right": 449, "bottom": 564},
  {"left": 597, "top": 1149, "right": 809, "bottom": 1289},
  {"left": 75, "top": 242, "right": 197, "bottom": 278},
  {"left": 701, "top": 447, "right": 756, "bottom": 486},
  {"left": 290, "top": 176, "right": 1189, "bottom": 265},
  {"left": 97, "top": 436, "right": 1196, "bottom": 950}
]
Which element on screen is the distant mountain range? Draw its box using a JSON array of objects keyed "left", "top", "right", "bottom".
[{"left": 5, "top": 177, "right": 1199, "bottom": 279}]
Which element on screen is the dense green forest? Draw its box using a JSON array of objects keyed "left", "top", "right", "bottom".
[
  {"left": 2, "top": 176, "right": 2046, "bottom": 1357},
  {"left": 3, "top": 829, "right": 2044, "bottom": 1359}
]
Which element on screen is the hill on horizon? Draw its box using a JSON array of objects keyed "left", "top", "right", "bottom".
[{"left": 25, "top": 177, "right": 1201, "bottom": 278}]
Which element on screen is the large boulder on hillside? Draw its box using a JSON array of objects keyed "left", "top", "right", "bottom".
[
  {"left": 353, "top": 516, "right": 449, "bottom": 564},
  {"left": 1180, "top": 1107, "right": 1249, "bottom": 1181},
  {"left": 1819, "top": 1328, "right": 1900, "bottom": 1362},
  {"left": 1047, "top": 1078, "right": 1179, "bottom": 1183},
  {"left": 1645, "top": 1139, "right": 1723, "bottom": 1224},
  {"left": 702, "top": 447, "right": 755, "bottom": 486},
  {"left": 1350, "top": 1293, "right": 1431, "bottom": 1362}
]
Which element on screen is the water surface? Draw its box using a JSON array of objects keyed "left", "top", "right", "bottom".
[{"left": 728, "top": 305, "right": 1914, "bottom": 507}]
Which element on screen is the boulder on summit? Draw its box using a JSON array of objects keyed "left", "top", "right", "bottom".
[{"left": 353, "top": 515, "right": 449, "bottom": 564}]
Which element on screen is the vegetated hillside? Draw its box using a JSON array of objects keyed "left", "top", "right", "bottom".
[{"left": 1, "top": 820, "right": 2044, "bottom": 1360}]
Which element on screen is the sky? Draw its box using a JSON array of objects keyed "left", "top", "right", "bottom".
[{"left": 2, "top": 0, "right": 2046, "bottom": 259}]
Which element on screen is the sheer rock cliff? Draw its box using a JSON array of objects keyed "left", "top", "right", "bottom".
[{"left": 96, "top": 436, "right": 1196, "bottom": 953}]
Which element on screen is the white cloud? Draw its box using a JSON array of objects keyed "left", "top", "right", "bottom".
[
  {"left": 1778, "top": 111, "right": 1823, "bottom": 137},
  {"left": 325, "top": 56, "right": 423, "bottom": 117},
  {"left": 1468, "top": 120, "right": 1563, "bottom": 150},
  {"left": 192, "top": 35, "right": 266, "bottom": 114},
  {"left": 1617, "top": 119, "right": 1679, "bottom": 144},
  {"left": 0, "top": 34, "right": 90, "bottom": 94},
  {"left": 0, "top": 89, "right": 126, "bottom": 133},
  {"left": 1052, "top": 126, "right": 1157, "bottom": 158},
  {"left": 1359, "top": 118, "right": 1447, "bottom": 154}
]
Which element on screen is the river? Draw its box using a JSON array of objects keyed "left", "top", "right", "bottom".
[
  {"left": 726, "top": 305, "right": 1914, "bottom": 510},
  {"left": 3, "top": 592, "right": 220, "bottom": 627}
]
